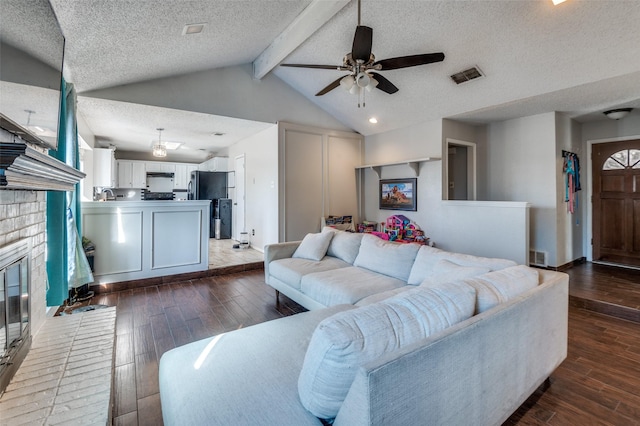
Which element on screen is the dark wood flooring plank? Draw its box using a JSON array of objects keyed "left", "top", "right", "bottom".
[
  {"left": 115, "top": 332, "right": 135, "bottom": 367},
  {"left": 135, "top": 351, "right": 159, "bottom": 400},
  {"left": 137, "top": 393, "right": 164, "bottom": 426},
  {"left": 114, "top": 363, "right": 137, "bottom": 417},
  {"left": 114, "top": 411, "right": 138, "bottom": 426}
]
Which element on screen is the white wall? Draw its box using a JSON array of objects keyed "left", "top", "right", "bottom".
[
  {"left": 82, "top": 64, "right": 350, "bottom": 134},
  {"left": 362, "top": 120, "right": 530, "bottom": 264},
  {"left": 555, "top": 113, "right": 584, "bottom": 266},
  {"left": 226, "top": 124, "right": 279, "bottom": 252},
  {"left": 77, "top": 113, "right": 96, "bottom": 201},
  {"left": 485, "top": 112, "right": 558, "bottom": 265}
]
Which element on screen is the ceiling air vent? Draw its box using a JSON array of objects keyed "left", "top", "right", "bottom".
[{"left": 451, "top": 66, "right": 484, "bottom": 85}]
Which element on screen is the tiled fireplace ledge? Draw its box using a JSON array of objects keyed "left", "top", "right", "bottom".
[{"left": 0, "top": 307, "right": 116, "bottom": 425}]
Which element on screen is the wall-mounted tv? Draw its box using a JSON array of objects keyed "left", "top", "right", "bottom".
[{"left": 0, "top": 0, "right": 65, "bottom": 151}]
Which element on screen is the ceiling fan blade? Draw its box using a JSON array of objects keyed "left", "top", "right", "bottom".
[
  {"left": 280, "top": 64, "right": 342, "bottom": 70},
  {"left": 315, "top": 75, "right": 349, "bottom": 96},
  {"left": 352, "top": 26, "right": 373, "bottom": 62},
  {"left": 374, "top": 53, "right": 445, "bottom": 70},
  {"left": 369, "top": 72, "right": 398, "bottom": 94}
]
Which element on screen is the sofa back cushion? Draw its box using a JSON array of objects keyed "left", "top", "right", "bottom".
[
  {"left": 353, "top": 234, "right": 420, "bottom": 282},
  {"left": 298, "top": 281, "right": 477, "bottom": 419},
  {"left": 431, "top": 265, "right": 539, "bottom": 314},
  {"left": 407, "top": 245, "right": 518, "bottom": 285},
  {"left": 293, "top": 232, "right": 334, "bottom": 261},
  {"left": 419, "top": 259, "right": 491, "bottom": 286},
  {"left": 322, "top": 227, "right": 364, "bottom": 264}
]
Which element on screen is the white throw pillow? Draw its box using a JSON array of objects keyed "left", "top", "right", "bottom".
[
  {"left": 292, "top": 232, "right": 334, "bottom": 261},
  {"left": 451, "top": 265, "right": 539, "bottom": 314},
  {"left": 353, "top": 234, "right": 420, "bottom": 282},
  {"left": 298, "top": 281, "right": 477, "bottom": 419},
  {"left": 418, "top": 259, "right": 490, "bottom": 287},
  {"left": 322, "top": 228, "right": 363, "bottom": 264}
]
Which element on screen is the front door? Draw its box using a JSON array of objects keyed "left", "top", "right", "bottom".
[{"left": 592, "top": 140, "right": 640, "bottom": 267}]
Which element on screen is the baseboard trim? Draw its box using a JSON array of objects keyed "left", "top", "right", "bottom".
[{"left": 91, "top": 262, "right": 264, "bottom": 294}]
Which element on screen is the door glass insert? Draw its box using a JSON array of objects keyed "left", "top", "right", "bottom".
[{"left": 602, "top": 149, "right": 640, "bottom": 170}]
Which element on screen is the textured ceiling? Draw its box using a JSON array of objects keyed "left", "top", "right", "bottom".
[{"left": 4, "top": 0, "right": 640, "bottom": 162}]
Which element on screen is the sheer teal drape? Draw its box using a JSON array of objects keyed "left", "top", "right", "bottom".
[{"left": 46, "top": 78, "right": 92, "bottom": 306}]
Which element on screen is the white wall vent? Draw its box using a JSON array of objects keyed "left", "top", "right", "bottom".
[{"left": 529, "top": 250, "right": 548, "bottom": 268}]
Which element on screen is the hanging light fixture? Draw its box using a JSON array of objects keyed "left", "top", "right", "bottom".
[
  {"left": 152, "top": 128, "right": 167, "bottom": 157},
  {"left": 342, "top": 72, "right": 379, "bottom": 107}
]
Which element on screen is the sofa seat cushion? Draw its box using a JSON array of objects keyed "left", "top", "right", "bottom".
[
  {"left": 293, "top": 232, "right": 334, "bottom": 261},
  {"left": 300, "top": 266, "right": 406, "bottom": 306},
  {"left": 269, "top": 257, "right": 351, "bottom": 290},
  {"left": 407, "top": 245, "right": 518, "bottom": 285},
  {"left": 159, "top": 304, "right": 354, "bottom": 426},
  {"left": 298, "top": 281, "right": 477, "bottom": 419},
  {"left": 432, "top": 265, "right": 539, "bottom": 314},
  {"left": 353, "top": 234, "right": 420, "bottom": 282},
  {"left": 322, "top": 227, "right": 364, "bottom": 264}
]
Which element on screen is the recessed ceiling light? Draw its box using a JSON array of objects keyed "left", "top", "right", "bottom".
[
  {"left": 369, "top": 117, "right": 378, "bottom": 124},
  {"left": 182, "top": 23, "right": 206, "bottom": 35},
  {"left": 552, "top": 0, "right": 567, "bottom": 5}
]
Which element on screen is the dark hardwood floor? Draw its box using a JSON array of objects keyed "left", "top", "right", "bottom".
[{"left": 86, "top": 262, "right": 640, "bottom": 425}]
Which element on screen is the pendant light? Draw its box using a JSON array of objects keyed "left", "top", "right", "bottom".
[{"left": 152, "top": 128, "right": 167, "bottom": 157}]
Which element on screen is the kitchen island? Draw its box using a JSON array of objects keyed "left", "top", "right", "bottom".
[{"left": 81, "top": 200, "right": 211, "bottom": 286}]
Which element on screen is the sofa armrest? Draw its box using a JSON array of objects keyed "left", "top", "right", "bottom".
[
  {"left": 334, "top": 271, "right": 569, "bottom": 426},
  {"left": 264, "top": 241, "right": 301, "bottom": 283}
]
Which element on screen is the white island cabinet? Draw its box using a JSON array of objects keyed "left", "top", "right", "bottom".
[{"left": 81, "top": 200, "right": 211, "bottom": 285}]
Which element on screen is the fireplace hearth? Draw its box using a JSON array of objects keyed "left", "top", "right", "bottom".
[{"left": 0, "top": 238, "right": 31, "bottom": 396}]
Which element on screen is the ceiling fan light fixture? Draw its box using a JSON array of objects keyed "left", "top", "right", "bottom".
[
  {"left": 340, "top": 75, "right": 355, "bottom": 90},
  {"left": 603, "top": 108, "right": 633, "bottom": 120},
  {"left": 366, "top": 75, "right": 378, "bottom": 92},
  {"left": 355, "top": 72, "right": 370, "bottom": 88}
]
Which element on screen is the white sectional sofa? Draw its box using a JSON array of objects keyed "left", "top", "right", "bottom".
[
  {"left": 159, "top": 229, "right": 569, "bottom": 425},
  {"left": 265, "top": 229, "right": 519, "bottom": 310}
]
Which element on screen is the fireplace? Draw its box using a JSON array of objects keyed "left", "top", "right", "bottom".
[{"left": 0, "top": 238, "right": 31, "bottom": 395}]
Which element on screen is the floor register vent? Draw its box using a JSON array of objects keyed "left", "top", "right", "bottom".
[{"left": 529, "top": 250, "right": 548, "bottom": 268}]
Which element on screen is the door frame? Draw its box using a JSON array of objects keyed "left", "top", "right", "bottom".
[
  {"left": 586, "top": 135, "right": 640, "bottom": 261},
  {"left": 444, "top": 138, "right": 477, "bottom": 201},
  {"left": 233, "top": 154, "right": 246, "bottom": 241}
]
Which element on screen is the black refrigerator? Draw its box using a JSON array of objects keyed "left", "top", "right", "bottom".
[{"left": 188, "top": 171, "right": 228, "bottom": 238}]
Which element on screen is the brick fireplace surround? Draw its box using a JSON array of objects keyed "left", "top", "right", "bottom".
[{"left": 0, "top": 189, "right": 48, "bottom": 338}]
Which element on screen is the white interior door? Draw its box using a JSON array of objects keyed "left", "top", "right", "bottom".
[{"left": 234, "top": 155, "right": 246, "bottom": 241}]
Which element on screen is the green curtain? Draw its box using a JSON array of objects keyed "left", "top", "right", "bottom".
[{"left": 46, "top": 78, "right": 91, "bottom": 306}]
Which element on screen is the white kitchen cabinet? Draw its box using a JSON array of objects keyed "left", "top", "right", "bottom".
[
  {"left": 146, "top": 161, "right": 176, "bottom": 174},
  {"left": 93, "top": 148, "right": 116, "bottom": 188},
  {"left": 198, "top": 157, "right": 228, "bottom": 172},
  {"left": 117, "top": 160, "right": 146, "bottom": 188},
  {"left": 174, "top": 163, "right": 198, "bottom": 189}
]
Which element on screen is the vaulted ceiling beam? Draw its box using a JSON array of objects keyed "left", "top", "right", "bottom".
[{"left": 252, "top": 0, "right": 350, "bottom": 80}]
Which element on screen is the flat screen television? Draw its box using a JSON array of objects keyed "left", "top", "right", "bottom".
[{"left": 0, "top": 0, "right": 65, "bottom": 151}]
